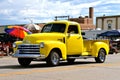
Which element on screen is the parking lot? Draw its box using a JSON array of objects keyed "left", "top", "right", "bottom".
[{"left": 0, "top": 54, "right": 120, "bottom": 80}]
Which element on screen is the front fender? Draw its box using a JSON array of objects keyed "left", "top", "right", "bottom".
[
  {"left": 13, "top": 41, "right": 23, "bottom": 53},
  {"left": 39, "top": 41, "right": 67, "bottom": 60},
  {"left": 91, "top": 42, "right": 109, "bottom": 57}
]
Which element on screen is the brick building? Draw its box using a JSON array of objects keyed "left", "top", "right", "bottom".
[
  {"left": 69, "top": 7, "right": 95, "bottom": 30},
  {"left": 55, "top": 7, "right": 95, "bottom": 30}
]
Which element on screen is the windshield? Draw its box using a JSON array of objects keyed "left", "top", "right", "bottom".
[{"left": 41, "top": 23, "right": 66, "bottom": 33}]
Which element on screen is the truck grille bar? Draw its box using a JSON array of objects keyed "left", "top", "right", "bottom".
[{"left": 18, "top": 44, "right": 40, "bottom": 54}]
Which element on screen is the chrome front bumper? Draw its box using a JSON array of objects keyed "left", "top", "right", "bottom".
[{"left": 12, "top": 50, "right": 46, "bottom": 59}]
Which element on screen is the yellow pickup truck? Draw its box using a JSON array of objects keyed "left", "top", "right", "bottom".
[{"left": 12, "top": 20, "right": 109, "bottom": 67}]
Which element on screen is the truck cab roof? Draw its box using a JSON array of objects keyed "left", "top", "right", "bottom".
[{"left": 47, "top": 20, "right": 80, "bottom": 25}]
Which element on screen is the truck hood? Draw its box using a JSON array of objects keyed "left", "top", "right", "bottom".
[{"left": 23, "top": 33, "right": 66, "bottom": 44}]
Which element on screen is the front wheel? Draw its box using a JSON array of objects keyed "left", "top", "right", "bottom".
[
  {"left": 95, "top": 49, "right": 106, "bottom": 63},
  {"left": 46, "top": 50, "right": 60, "bottom": 66},
  {"left": 18, "top": 58, "right": 32, "bottom": 67}
]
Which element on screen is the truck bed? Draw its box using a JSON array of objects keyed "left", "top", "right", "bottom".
[{"left": 83, "top": 39, "right": 109, "bottom": 52}]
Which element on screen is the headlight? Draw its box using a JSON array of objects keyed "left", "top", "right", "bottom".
[
  {"left": 13, "top": 43, "right": 17, "bottom": 48},
  {"left": 40, "top": 42, "right": 44, "bottom": 48}
]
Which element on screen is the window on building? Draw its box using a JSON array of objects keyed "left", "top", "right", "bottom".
[{"left": 108, "top": 23, "right": 112, "bottom": 30}]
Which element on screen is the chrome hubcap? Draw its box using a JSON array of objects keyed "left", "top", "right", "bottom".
[{"left": 51, "top": 52, "right": 59, "bottom": 65}]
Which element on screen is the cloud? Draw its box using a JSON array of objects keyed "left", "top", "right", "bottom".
[
  {"left": 103, "top": 0, "right": 120, "bottom": 4},
  {"left": 0, "top": 0, "right": 120, "bottom": 25}
]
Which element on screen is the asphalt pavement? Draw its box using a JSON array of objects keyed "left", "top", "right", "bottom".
[{"left": 0, "top": 54, "right": 120, "bottom": 80}]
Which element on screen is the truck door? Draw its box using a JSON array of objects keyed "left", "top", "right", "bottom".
[{"left": 67, "top": 25, "right": 83, "bottom": 55}]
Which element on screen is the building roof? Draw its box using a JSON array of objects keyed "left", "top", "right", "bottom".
[{"left": 97, "top": 15, "right": 120, "bottom": 18}]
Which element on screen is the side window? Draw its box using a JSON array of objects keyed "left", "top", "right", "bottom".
[{"left": 67, "top": 25, "right": 78, "bottom": 34}]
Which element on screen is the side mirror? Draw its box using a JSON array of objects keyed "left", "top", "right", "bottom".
[{"left": 81, "top": 32, "right": 85, "bottom": 35}]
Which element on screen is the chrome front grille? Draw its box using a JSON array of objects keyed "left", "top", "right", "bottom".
[{"left": 18, "top": 44, "right": 40, "bottom": 54}]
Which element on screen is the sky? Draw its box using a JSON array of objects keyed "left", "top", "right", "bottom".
[{"left": 0, "top": 0, "right": 120, "bottom": 25}]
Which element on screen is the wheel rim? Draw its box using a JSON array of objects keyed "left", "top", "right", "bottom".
[
  {"left": 99, "top": 50, "right": 105, "bottom": 62},
  {"left": 51, "top": 52, "right": 59, "bottom": 65}
]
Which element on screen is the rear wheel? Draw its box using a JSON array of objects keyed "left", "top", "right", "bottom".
[
  {"left": 46, "top": 50, "right": 60, "bottom": 66},
  {"left": 95, "top": 49, "right": 106, "bottom": 63},
  {"left": 18, "top": 58, "right": 32, "bottom": 67}
]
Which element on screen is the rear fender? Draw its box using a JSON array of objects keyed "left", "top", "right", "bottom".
[{"left": 91, "top": 42, "right": 109, "bottom": 57}]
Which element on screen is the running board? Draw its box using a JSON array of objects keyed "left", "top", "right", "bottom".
[{"left": 67, "top": 56, "right": 95, "bottom": 59}]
